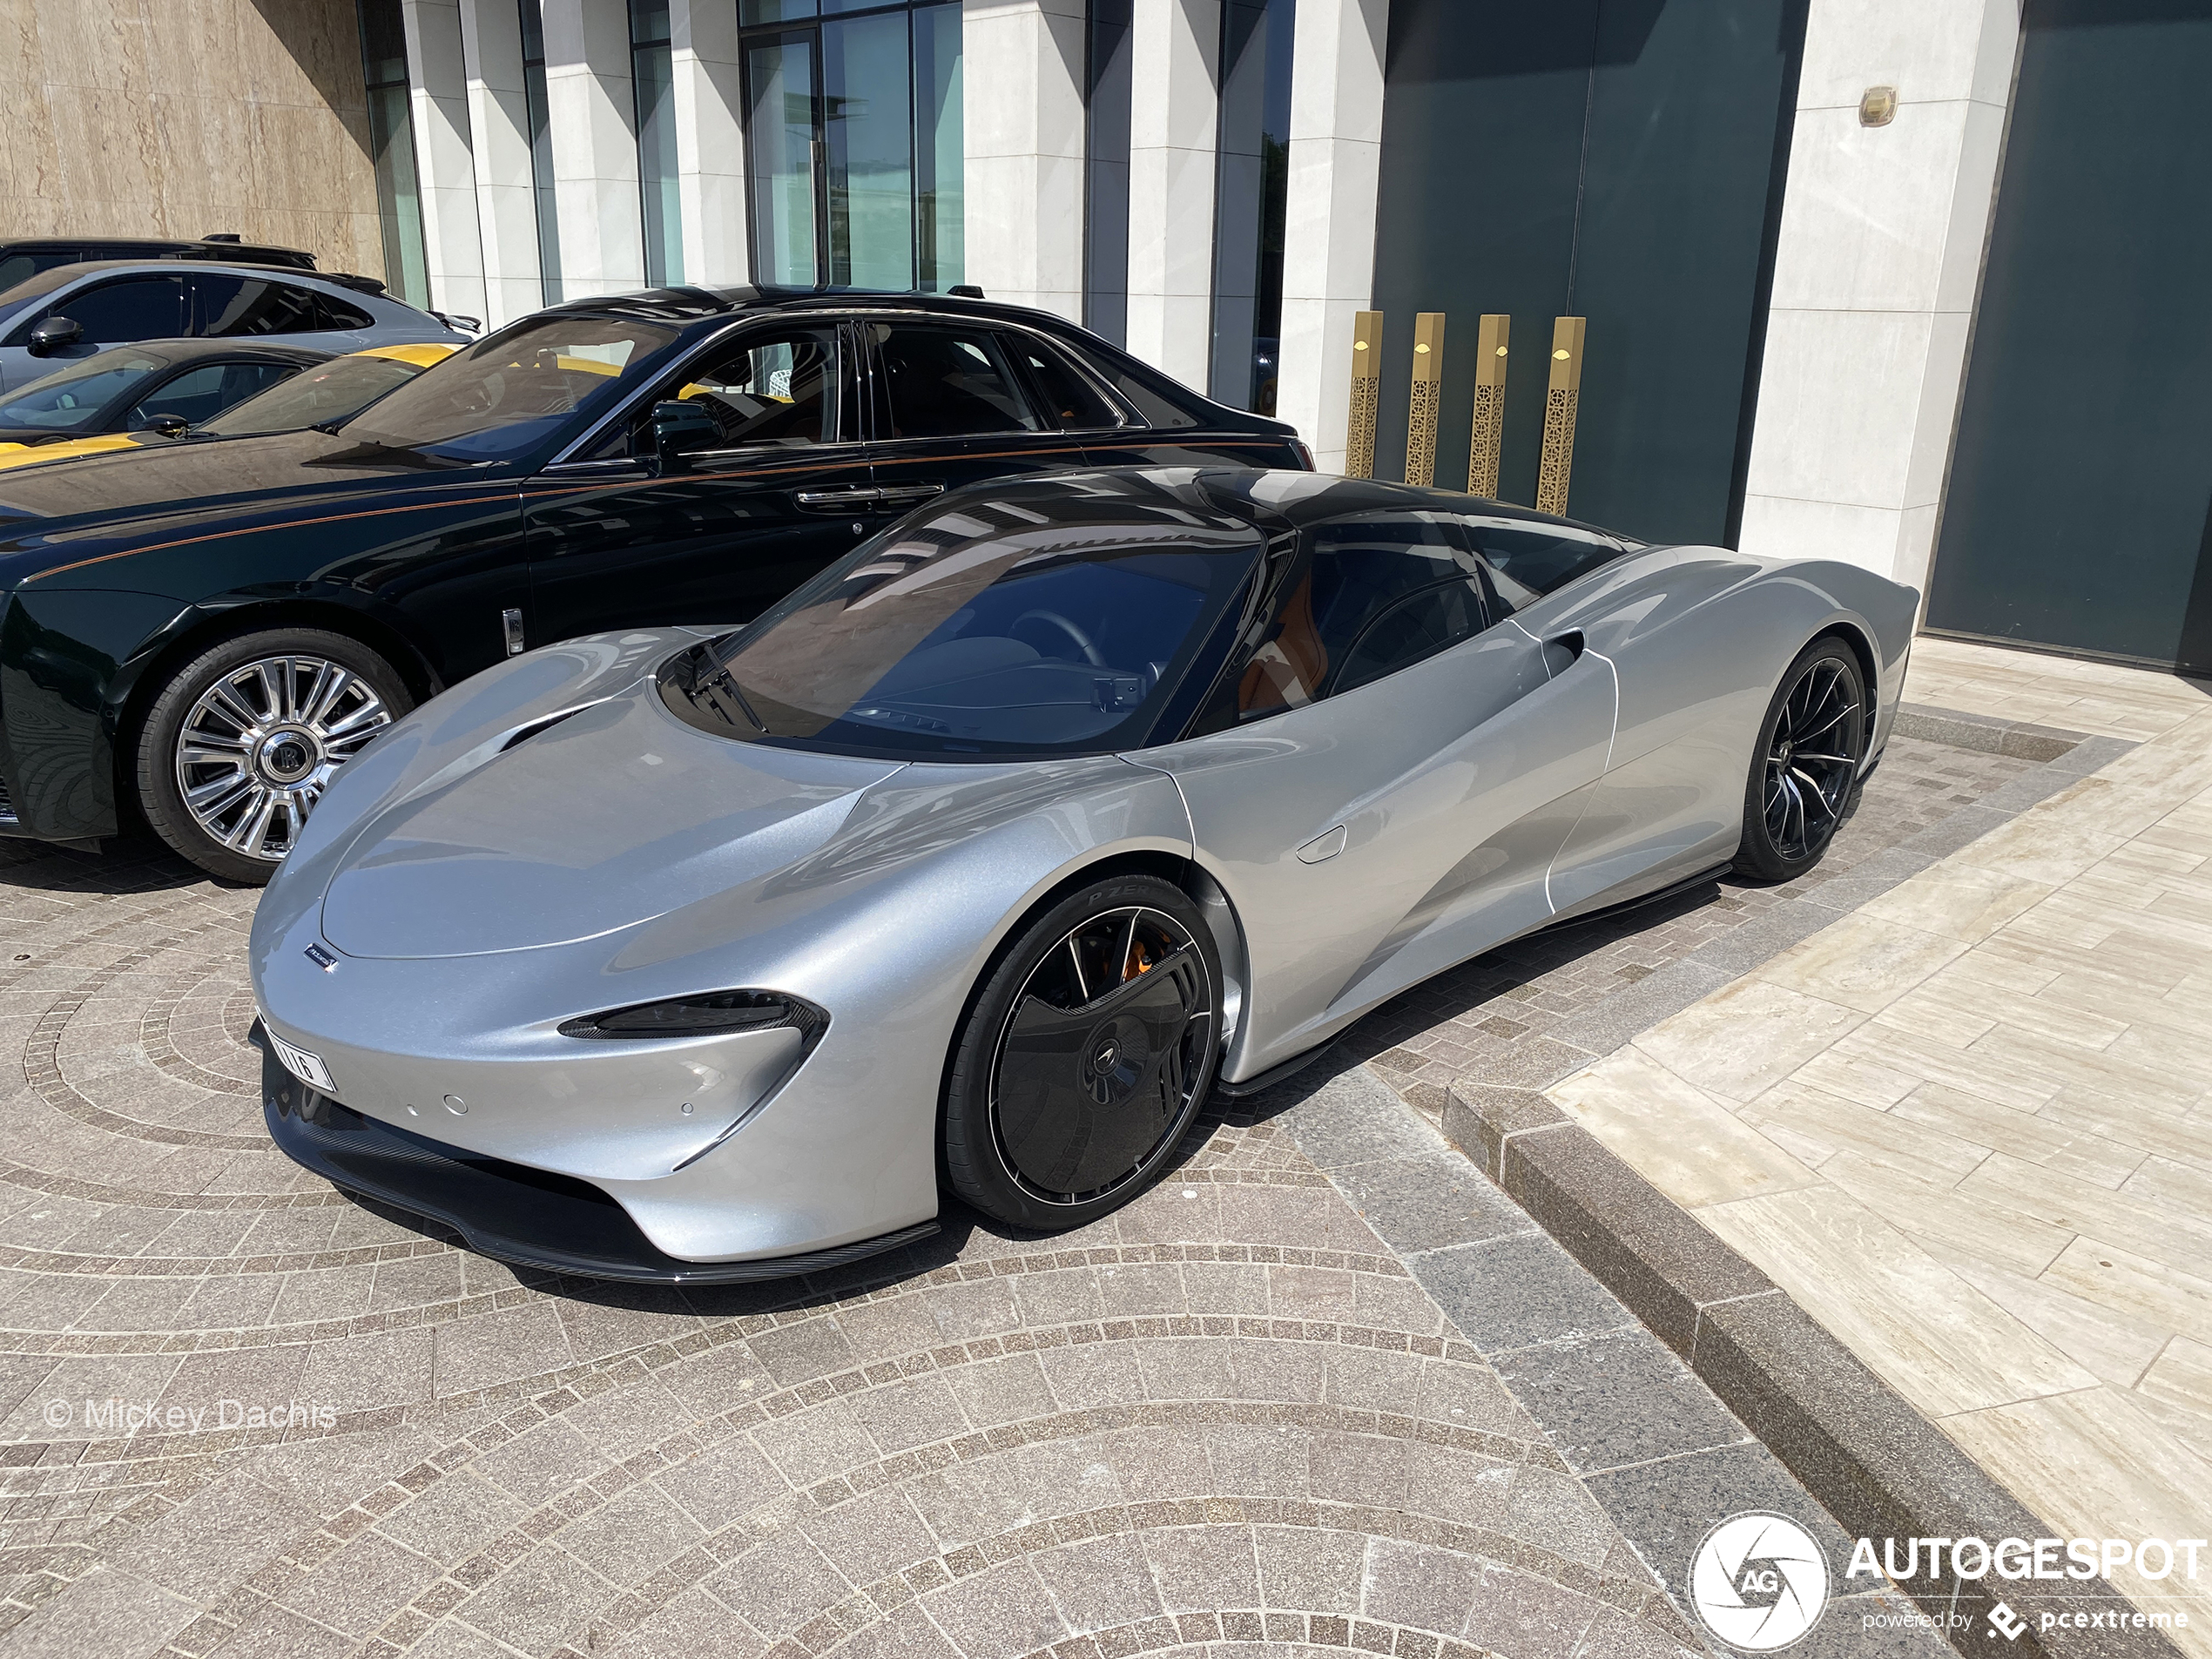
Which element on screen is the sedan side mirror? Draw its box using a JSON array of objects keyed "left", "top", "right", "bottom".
[
  {"left": 650, "top": 400, "right": 720, "bottom": 473},
  {"left": 26, "top": 316, "right": 82, "bottom": 358},
  {"left": 134, "top": 412, "right": 190, "bottom": 437}
]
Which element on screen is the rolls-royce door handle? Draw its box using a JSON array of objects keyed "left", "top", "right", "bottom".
[
  {"left": 793, "top": 484, "right": 884, "bottom": 512},
  {"left": 872, "top": 482, "right": 944, "bottom": 508}
]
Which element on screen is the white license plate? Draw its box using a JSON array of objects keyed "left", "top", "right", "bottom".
[{"left": 267, "top": 1029, "right": 335, "bottom": 1095}]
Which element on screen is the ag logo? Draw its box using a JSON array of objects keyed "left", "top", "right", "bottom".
[{"left": 1689, "top": 1512, "right": 1831, "bottom": 1650}]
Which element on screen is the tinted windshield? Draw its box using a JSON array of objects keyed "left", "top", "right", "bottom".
[
  {"left": 0, "top": 351, "right": 165, "bottom": 429},
  {"left": 339, "top": 315, "right": 678, "bottom": 461},
  {"left": 676, "top": 496, "right": 1263, "bottom": 757},
  {"left": 200, "top": 353, "right": 418, "bottom": 435}
]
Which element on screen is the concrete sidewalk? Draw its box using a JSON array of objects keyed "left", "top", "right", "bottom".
[{"left": 1548, "top": 637, "right": 2212, "bottom": 1650}]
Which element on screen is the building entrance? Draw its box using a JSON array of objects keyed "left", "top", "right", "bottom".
[
  {"left": 1928, "top": 0, "right": 2212, "bottom": 673},
  {"left": 1370, "top": 0, "right": 1804, "bottom": 547}
]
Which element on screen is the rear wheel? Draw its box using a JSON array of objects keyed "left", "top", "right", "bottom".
[
  {"left": 136, "top": 628, "right": 410, "bottom": 883},
  {"left": 944, "top": 874, "right": 1223, "bottom": 1231},
  {"left": 1733, "top": 637, "right": 1867, "bottom": 881}
]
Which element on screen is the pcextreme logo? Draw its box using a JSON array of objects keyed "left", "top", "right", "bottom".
[{"left": 1690, "top": 1513, "right": 1831, "bottom": 1651}]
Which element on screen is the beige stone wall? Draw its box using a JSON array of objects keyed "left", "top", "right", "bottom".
[{"left": 0, "top": 0, "right": 385, "bottom": 276}]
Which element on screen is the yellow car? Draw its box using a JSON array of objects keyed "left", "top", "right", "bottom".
[{"left": 0, "top": 341, "right": 457, "bottom": 472}]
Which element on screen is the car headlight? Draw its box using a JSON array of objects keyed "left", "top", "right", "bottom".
[{"left": 557, "top": 990, "right": 826, "bottom": 1044}]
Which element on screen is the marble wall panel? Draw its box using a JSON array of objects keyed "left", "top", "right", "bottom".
[{"left": 0, "top": 0, "right": 384, "bottom": 279}]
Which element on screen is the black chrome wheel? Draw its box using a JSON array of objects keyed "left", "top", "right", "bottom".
[
  {"left": 1736, "top": 638, "right": 1867, "bottom": 880},
  {"left": 945, "top": 875, "right": 1222, "bottom": 1229}
]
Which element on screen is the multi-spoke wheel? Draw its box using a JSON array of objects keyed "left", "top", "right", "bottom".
[
  {"left": 137, "top": 628, "right": 412, "bottom": 883},
  {"left": 944, "top": 874, "right": 1223, "bottom": 1230},
  {"left": 1734, "top": 637, "right": 1867, "bottom": 881}
]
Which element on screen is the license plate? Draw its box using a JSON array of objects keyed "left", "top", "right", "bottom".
[{"left": 267, "top": 1028, "right": 335, "bottom": 1095}]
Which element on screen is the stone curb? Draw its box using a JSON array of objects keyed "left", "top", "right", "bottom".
[
  {"left": 1439, "top": 1082, "right": 2183, "bottom": 1659},
  {"left": 1892, "top": 701, "right": 2083, "bottom": 763}
]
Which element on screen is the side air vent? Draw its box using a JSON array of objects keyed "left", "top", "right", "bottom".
[{"left": 0, "top": 772, "right": 14, "bottom": 826}]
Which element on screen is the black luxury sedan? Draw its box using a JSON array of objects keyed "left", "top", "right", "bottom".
[{"left": 0, "top": 287, "right": 1307, "bottom": 880}]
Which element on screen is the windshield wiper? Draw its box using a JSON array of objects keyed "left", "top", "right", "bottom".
[
  {"left": 309, "top": 419, "right": 347, "bottom": 435},
  {"left": 708, "top": 670, "right": 766, "bottom": 732}
]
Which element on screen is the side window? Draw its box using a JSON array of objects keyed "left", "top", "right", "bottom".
[
  {"left": 191, "top": 276, "right": 320, "bottom": 336},
  {"left": 1012, "top": 336, "right": 1121, "bottom": 430},
  {"left": 647, "top": 327, "right": 844, "bottom": 454},
  {"left": 1234, "top": 515, "right": 1487, "bottom": 719},
  {"left": 129, "top": 362, "right": 299, "bottom": 428},
  {"left": 870, "top": 324, "right": 1042, "bottom": 439},
  {"left": 1460, "top": 516, "right": 1629, "bottom": 605},
  {"left": 314, "top": 293, "right": 376, "bottom": 331},
  {"left": 30, "top": 275, "right": 187, "bottom": 343}
]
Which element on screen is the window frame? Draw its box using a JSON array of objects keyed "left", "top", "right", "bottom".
[
  {"left": 4, "top": 273, "right": 189, "bottom": 347},
  {"left": 1001, "top": 330, "right": 1134, "bottom": 435},
  {"left": 860, "top": 319, "right": 1051, "bottom": 445},
  {"left": 586, "top": 316, "right": 862, "bottom": 463},
  {"left": 184, "top": 273, "right": 325, "bottom": 340}
]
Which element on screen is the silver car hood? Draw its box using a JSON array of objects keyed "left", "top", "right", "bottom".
[{"left": 317, "top": 673, "right": 901, "bottom": 959}]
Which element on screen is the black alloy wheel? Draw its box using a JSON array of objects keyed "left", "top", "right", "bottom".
[
  {"left": 136, "top": 627, "right": 413, "bottom": 885},
  {"left": 944, "top": 874, "right": 1223, "bottom": 1231},
  {"left": 1734, "top": 637, "right": 1867, "bottom": 880}
]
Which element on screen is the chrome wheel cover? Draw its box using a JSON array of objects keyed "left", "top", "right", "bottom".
[
  {"left": 1763, "top": 657, "right": 1862, "bottom": 863},
  {"left": 172, "top": 654, "right": 392, "bottom": 862},
  {"left": 988, "top": 906, "right": 1214, "bottom": 1205}
]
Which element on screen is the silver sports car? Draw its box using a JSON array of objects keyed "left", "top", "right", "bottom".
[{"left": 252, "top": 469, "right": 1917, "bottom": 1281}]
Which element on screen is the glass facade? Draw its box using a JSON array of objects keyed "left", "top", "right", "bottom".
[
  {"left": 1082, "top": 0, "right": 1134, "bottom": 347},
  {"left": 632, "top": 0, "right": 685, "bottom": 287},
  {"left": 354, "top": 0, "right": 429, "bottom": 308},
  {"left": 1209, "top": 0, "right": 1293, "bottom": 413},
  {"left": 738, "top": 0, "right": 962, "bottom": 291},
  {"left": 521, "top": 0, "right": 563, "bottom": 304}
]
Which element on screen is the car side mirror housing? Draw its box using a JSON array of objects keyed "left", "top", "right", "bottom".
[
  {"left": 26, "top": 316, "right": 81, "bottom": 358},
  {"left": 135, "top": 412, "right": 190, "bottom": 437},
  {"left": 650, "top": 400, "right": 719, "bottom": 472}
]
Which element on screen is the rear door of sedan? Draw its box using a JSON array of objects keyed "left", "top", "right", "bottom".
[
  {"left": 522, "top": 318, "right": 882, "bottom": 644},
  {"left": 854, "top": 316, "right": 1103, "bottom": 524},
  {"left": 1146, "top": 509, "right": 1619, "bottom": 1073}
]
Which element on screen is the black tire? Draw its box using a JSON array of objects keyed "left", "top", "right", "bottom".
[
  {"left": 136, "top": 627, "right": 412, "bottom": 884},
  {"left": 1733, "top": 637, "right": 1868, "bottom": 882},
  {"left": 944, "top": 873, "right": 1224, "bottom": 1231}
]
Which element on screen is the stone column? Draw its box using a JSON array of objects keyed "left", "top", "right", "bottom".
[
  {"left": 1737, "top": 0, "right": 2021, "bottom": 596},
  {"left": 457, "top": 0, "right": 543, "bottom": 327},
  {"left": 539, "top": 0, "right": 647, "bottom": 298},
  {"left": 961, "top": 0, "right": 1086, "bottom": 319},
  {"left": 670, "top": 0, "right": 748, "bottom": 286},
  {"left": 1123, "top": 0, "right": 1219, "bottom": 388},
  {"left": 1272, "top": 0, "right": 1386, "bottom": 472},
  {"left": 399, "top": 0, "right": 490, "bottom": 322}
]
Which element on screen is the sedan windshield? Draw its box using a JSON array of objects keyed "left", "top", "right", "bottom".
[
  {"left": 0, "top": 351, "right": 165, "bottom": 430},
  {"left": 677, "top": 490, "right": 1264, "bottom": 757},
  {"left": 199, "top": 353, "right": 419, "bottom": 436},
  {"left": 338, "top": 315, "right": 678, "bottom": 462}
]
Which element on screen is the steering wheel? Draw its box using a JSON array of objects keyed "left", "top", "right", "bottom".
[{"left": 1012, "top": 609, "right": 1105, "bottom": 665}]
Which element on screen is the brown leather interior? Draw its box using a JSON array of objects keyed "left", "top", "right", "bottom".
[{"left": 1238, "top": 574, "right": 1327, "bottom": 714}]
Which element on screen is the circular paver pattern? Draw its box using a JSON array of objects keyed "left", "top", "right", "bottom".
[{"left": 0, "top": 835, "right": 1715, "bottom": 1659}]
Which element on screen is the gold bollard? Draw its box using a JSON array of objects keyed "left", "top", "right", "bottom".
[
  {"left": 1467, "top": 313, "right": 1508, "bottom": 499},
  {"left": 1535, "top": 316, "right": 1585, "bottom": 516},
  {"left": 1345, "top": 310, "right": 1382, "bottom": 479},
  {"left": 1404, "top": 312, "right": 1446, "bottom": 487}
]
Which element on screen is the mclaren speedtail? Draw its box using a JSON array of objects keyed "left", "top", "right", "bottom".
[{"left": 251, "top": 469, "right": 1917, "bottom": 1282}]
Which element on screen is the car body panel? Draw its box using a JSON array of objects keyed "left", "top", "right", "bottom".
[
  {"left": 250, "top": 471, "right": 1919, "bottom": 1277},
  {"left": 1150, "top": 619, "right": 1617, "bottom": 1078},
  {"left": 0, "top": 290, "right": 1298, "bottom": 847}
]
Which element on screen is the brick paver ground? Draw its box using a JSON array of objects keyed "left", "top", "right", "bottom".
[{"left": 0, "top": 734, "right": 2006, "bottom": 1659}]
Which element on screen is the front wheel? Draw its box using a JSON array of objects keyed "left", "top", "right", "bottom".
[
  {"left": 943, "top": 874, "right": 1223, "bottom": 1231},
  {"left": 1733, "top": 637, "right": 1867, "bottom": 882},
  {"left": 136, "top": 628, "right": 411, "bottom": 883}
]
